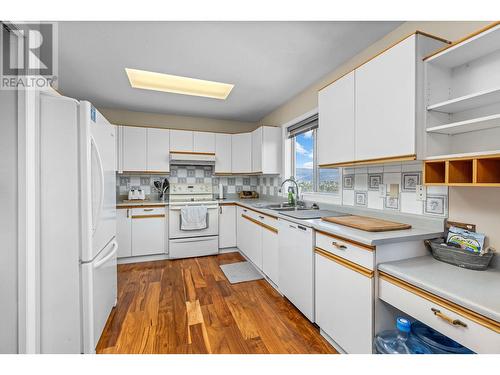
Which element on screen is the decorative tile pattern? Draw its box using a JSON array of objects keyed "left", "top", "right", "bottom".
[{"left": 341, "top": 162, "right": 448, "bottom": 217}]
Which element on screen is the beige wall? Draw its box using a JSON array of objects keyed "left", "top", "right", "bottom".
[
  {"left": 99, "top": 108, "right": 260, "bottom": 134},
  {"left": 259, "top": 21, "right": 490, "bottom": 127},
  {"left": 449, "top": 188, "right": 500, "bottom": 249}
]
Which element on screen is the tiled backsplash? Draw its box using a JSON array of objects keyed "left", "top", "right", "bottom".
[
  {"left": 341, "top": 161, "right": 448, "bottom": 217},
  {"left": 117, "top": 165, "right": 278, "bottom": 199}
]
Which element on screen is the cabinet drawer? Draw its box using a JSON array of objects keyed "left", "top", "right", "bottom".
[
  {"left": 379, "top": 273, "right": 500, "bottom": 354},
  {"left": 315, "top": 231, "right": 374, "bottom": 270},
  {"left": 131, "top": 207, "right": 165, "bottom": 218}
]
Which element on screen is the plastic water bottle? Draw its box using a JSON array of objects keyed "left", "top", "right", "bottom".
[{"left": 374, "top": 317, "right": 433, "bottom": 354}]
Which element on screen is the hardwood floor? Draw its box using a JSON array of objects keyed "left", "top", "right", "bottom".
[{"left": 96, "top": 252, "right": 336, "bottom": 354}]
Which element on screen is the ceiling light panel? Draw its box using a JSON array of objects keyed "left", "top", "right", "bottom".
[{"left": 125, "top": 68, "right": 234, "bottom": 100}]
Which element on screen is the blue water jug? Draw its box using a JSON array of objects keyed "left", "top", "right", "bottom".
[{"left": 374, "top": 317, "right": 433, "bottom": 354}]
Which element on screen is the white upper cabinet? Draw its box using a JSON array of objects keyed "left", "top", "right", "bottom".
[
  {"left": 193, "top": 131, "right": 215, "bottom": 153},
  {"left": 231, "top": 133, "right": 252, "bottom": 173},
  {"left": 170, "top": 129, "right": 193, "bottom": 152},
  {"left": 147, "top": 128, "right": 170, "bottom": 172},
  {"left": 355, "top": 35, "right": 417, "bottom": 161},
  {"left": 215, "top": 133, "right": 232, "bottom": 173},
  {"left": 318, "top": 71, "right": 355, "bottom": 166},
  {"left": 122, "top": 126, "right": 147, "bottom": 171},
  {"left": 251, "top": 126, "right": 281, "bottom": 174},
  {"left": 251, "top": 127, "right": 263, "bottom": 172}
]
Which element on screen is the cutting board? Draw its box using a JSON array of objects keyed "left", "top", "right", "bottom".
[{"left": 321, "top": 215, "right": 411, "bottom": 232}]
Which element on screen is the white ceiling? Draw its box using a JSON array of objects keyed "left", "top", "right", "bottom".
[{"left": 58, "top": 21, "right": 402, "bottom": 122}]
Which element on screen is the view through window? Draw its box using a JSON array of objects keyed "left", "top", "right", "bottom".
[{"left": 292, "top": 129, "right": 340, "bottom": 194}]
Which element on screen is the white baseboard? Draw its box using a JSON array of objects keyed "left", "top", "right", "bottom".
[
  {"left": 218, "top": 247, "right": 240, "bottom": 254},
  {"left": 320, "top": 329, "right": 346, "bottom": 354},
  {"left": 117, "top": 253, "right": 169, "bottom": 265}
]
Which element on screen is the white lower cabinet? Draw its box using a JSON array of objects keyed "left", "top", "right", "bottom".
[
  {"left": 315, "top": 250, "right": 374, "bottom": 353},
  {"left": 117, "top": 208, "right": 132, "bottom": 258},
  {"left": 219, "top": 205, "right": 236, "bottom": 248},
  {"left": 235, "top": 206, "right": 279, "bottom": 285},
  {"left": 261, "top": 226, "right": 279, "bottom": 286},
  {"left": 278, "top": 219, "right": 315, "bottom": 321},
  {"left": 116, "top": 206, "right": 167, "bottom": 258}
]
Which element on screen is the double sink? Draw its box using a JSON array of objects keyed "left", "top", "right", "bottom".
[{"left": 256, "top": 202, "right": 349, "bottom": 220}]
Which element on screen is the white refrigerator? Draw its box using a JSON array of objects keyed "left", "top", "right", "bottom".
[{"left": 39, "top": 92, "right": 117, "bottom": 353}]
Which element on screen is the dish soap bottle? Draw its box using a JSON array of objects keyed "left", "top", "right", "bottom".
[{"left": 288, "top": 186, "right": 295, "bottom": 206}]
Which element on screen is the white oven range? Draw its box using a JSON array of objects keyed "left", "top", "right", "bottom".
[{"left": 168, "top": 183, "right": 219, "bottom": 258}]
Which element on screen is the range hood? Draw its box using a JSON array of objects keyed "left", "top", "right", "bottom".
[{"left": 169, "top": 151, "right": 216, "bottom": 165}]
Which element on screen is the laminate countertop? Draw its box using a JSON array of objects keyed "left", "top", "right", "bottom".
[
  {"left": 219, "top": 198, "right": 443, "bottom": 247},
  {"left": 378, "top": 255, "right": 500, "bottom": 323}
]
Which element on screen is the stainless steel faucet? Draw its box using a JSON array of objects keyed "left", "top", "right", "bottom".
[{"left": 279, "top": 176, "right": 300, "bottom": 205}]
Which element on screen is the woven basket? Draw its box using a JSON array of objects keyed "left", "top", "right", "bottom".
[{"left": 424, "top": 238, "right": 494, "bottom": 271}]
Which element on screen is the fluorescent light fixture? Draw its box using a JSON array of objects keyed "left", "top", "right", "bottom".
[{"left": 125, "top": 68, "right": 234, "bottom": 100}]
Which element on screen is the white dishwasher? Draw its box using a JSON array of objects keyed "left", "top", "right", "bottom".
[{"left": 278, "top": 218, "right": 315, "bottom": 322}]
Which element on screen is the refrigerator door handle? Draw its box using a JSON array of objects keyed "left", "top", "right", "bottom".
[
  {"left": 94, "top": 241, "right": 118, "bottom": 269},
  {"left": 91, "top": 135, "right": 105, "bottom": 235}
]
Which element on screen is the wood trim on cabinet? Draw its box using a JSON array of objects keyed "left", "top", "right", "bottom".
[
  {"left": 315, "top": 247, "right": 374, "bottom": 278},
  {"left": 241, "top": 214, "right": 278, "bottom": 234},
  {"left": 319, "top": 154, "right": 416, "bottom": 168},
  {"left": 219, "top": 202, "right": 236, "bottom": 206},
  {"left": 318, "top": 31, "right": 450, "bottom": 91},
  {"left": 424, "top": 21, "right": 500, "bottom": 61},
  {"left": 237, "top": 204, "right": 278, "bottom": 219},
  {"left": 117, "top": 204, "right": 166, "bottom": 209},
  {"left": 120, "top": 171, "right": 170, "bottom": 175},
  {"left": 379, "top": 271, "right": 500, "bottom": 333},
  {"left": 170, "top": 151, "right": 216, "bottom": 156},
  {"left": 315, "top": 229, "right": 376, "bottom": 251},
  {"left": 131, "top": 214, "right": 166, "bottom": 219}
]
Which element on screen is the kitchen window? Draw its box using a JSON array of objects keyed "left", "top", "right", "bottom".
[{"left": 288, "top": 114, "right": 340, "bottom": 195}]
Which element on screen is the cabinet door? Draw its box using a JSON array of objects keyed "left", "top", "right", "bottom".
[
  {"left": 251, "top": 127, "right": 263, "bottom": 173},
  {"left": 231, "top": 133, "right": 252, "bottom": 173},
  {"left": 122, "top": 126, "right": 147, "bottom": 171},
  {"left": 147, "top": 128, "right": 170, "bottom": 172},
  {"left": 116, "top": 208, "right": 132, "bottom": 258},
  {"left": 215, "top": 133, "right": 232, "bottom": 173},
  {"left": 219, "top": 205, "right": 236, "bottom": 248},
  {"left": 193, "top": 131, "right": 215, "bottom": 153},
  {"left": 315, "top": 252, "right": 373, "bottom": 353},
  {"left": 131, "top": 215, "right": 166, "bottom": 256},
  {"left": 355, "top": 35, "right": 416, "bottom": 161},
  {"left": 236, "top": 207, "right": 248, "bottom": 255},
  {"left": 170, "top": 129, "right": 193, "bottom": 152},
  {"left": 318, "top": 71, "right": 355, "bottom": 165},
  {"left": 245, "top": 218, "right": 262, "bottom": 269},
  {"left": 261, "top": 126, "right": 281, "bottom": 174},
  {"left": 262, "top": 227, "right": 279, "bottom": 286}
]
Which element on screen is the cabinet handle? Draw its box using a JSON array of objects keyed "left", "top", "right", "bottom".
[
  {"left": 259, "top": 216, "right": 265, "bottom": 219},
  {"left": 332, "top": 241, "right": 347, "bottom": 250},
  {"left": 243, "top": 209, "right": 248, "bottom": 212},
  {"left": 298, "top": 225, "right": 306, "bottom": 231},
  {"left": 143, "top": 208, "right": 154, "bottom": 212},
  {"left": 289, "top": 224, "right": 296, "bottom": 229},
  {"left": 431, "top": 308, "right": 467, "bottom": 328},
  {"left": 127, "top": 209, "right": 130, "bottom": 218},
  {"left": 220, "top": 206, "right": 222, "bottom": 214}
]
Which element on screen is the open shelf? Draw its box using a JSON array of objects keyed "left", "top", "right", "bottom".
[
  {"left": 424, "top": 154, "right": 500, "bottom": 187},
  {"left": 424, "top": 161, "right": 446, "bottom": 184},
  {"left": 427, "top": 87, "right": 500, "bottom": 114},
  {"left": 425, "top": 23, "right": 500, "bottom": 68},
  {"left": 476, "top": 157, "right": 500, "bottom": 185},
  {"left": 426, "top": 113, "right": 500, "bottom": 135},
  {"left": 448, "top": 160, "right": 473, "bottom": 184}
]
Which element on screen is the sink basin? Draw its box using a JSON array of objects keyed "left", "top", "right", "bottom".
[{"left": 264, "top": 203, "right": 309, "bottom": 211}]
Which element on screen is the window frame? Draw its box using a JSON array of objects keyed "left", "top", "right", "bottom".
[{"left": 290, "top": 128, "right": 340, "bottom": 195}]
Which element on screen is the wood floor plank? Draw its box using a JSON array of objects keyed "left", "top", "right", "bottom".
[{"left": 97, "top": 252, "right": 336, "bottom": 354}]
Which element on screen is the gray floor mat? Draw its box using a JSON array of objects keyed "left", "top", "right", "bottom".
[{"left": 219, "top": 261, "right": 264, "bottom": 284}]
